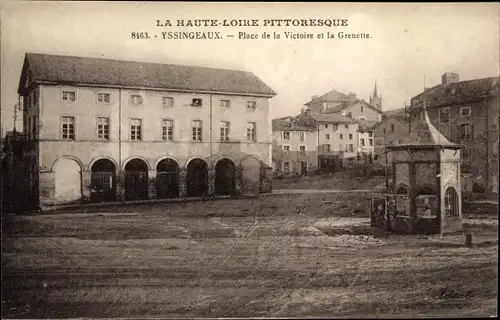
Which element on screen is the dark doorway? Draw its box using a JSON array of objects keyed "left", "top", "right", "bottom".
[
  {"left": 186, "top": 158, "right": 208, "bottom": 197},
  {"left": 156, "top": 158, "right": 179, "bottom": 199},
  {"left": 124, "top": 159, "right": 149, "bottom": 201},
  {"left": 91, "top": 159, "right": 117, "bottom": 202},
  {"left": 300, "top": 161, "right": 308, "bottom": 175},
  {"left": 215, "top": 158, "right": 236, "bottom": 195}
]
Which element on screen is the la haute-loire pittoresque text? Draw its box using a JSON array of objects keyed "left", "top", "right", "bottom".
[
  {"left": 130, "top": 18, "right": 371, "bottom": 40},
  {"left": 156, "top": 19, "right": 349, "bottom": 27}
]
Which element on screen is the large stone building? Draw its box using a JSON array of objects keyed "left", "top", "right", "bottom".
[
  {"left": 409, "top": 73, "right": 499, "bottom": 196},
  {"left": 16, "top": 53, "right": 276, "bottom": 207},
  {"left": 271, "top": 117, "right": 318, "bottom": 175}
]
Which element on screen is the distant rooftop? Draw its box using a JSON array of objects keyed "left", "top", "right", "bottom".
[{"left": 411, "top": 76, "right": 499, "bottom": 109}]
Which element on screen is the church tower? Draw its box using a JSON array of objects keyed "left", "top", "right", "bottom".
[{"left": 369, "top": 81, "right": 382, "bottom": 111}]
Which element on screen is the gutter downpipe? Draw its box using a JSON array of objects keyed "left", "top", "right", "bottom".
[
  {"left": 118, "top": 89, "right": 123, "bottom": 202},
  {"left": 210, "top": 93, "right": 213, "bottom": 196}
]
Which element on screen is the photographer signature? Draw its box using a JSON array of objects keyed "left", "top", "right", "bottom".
[{"left": 436, "top": 285, "right": 475, "bottom": 300}]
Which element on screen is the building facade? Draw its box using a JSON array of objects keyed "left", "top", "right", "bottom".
[
  {"left": 272, "top": 118, "right": 318, "bottom": 175},
  {"left": 372, "top": 108, "right": 410, "bottom": 167},
  {"left": 409, "top": 74, "right": 499, "bottom": 196},
  {"left": 17, "top": 53, "right": 277, "bottom": 207}
]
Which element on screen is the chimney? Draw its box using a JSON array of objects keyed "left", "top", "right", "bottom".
[{"left": 441, "top": 72, "right": 460, "bottom": 86}]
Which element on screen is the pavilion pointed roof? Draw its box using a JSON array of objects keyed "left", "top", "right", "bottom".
[{"left": 389, "top": 105, "right": 461, "bottom": 149}]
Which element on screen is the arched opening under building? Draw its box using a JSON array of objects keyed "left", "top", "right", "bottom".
[
  {"left": 186, "top": 158, "right": 208, "bottom": 197},
  {"left": 53, "top": 158, "right": 82, "bottom": 204},
  {"left": 444, "top": 187, "right": 459, "bottom": 217},
  {"left": 240, "top": 156, "right": 261, "bottom": 194},
  {"left": 156, "top": 158, "right": 179, "bottom": 199},
  {"left": 124, "top": 158, "right": 149, "bottom": 201},
  {"left": 90, "top": 159, "right": 117, "bottom": 202},
  {"left": 215, "top": 158, "right": 236, "bottom": 195}
]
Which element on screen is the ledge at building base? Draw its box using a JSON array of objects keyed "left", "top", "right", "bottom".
[{"left": 34, "top": 193, "right": 270, "bottom": 214}]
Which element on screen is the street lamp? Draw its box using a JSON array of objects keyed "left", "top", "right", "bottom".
[{"left": 383, "top": 128, "right": 389, "bottom": 191}]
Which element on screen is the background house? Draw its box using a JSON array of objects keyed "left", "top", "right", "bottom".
[
  {"left": 409, "top": 73, "right": 499, "bottom": 196},
  {"left": 272, "top": 117, "right": 318, "bottom": 176},
  {"left": 372, "top": 108, "right": 411, "bottom": 167}
]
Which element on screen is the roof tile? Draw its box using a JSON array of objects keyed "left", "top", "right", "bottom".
[{"left": 22, "top": 53, "right": 277, "bottom": 96}]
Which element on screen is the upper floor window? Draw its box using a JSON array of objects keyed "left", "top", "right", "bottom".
[
  {"left": 325, "top": 134, "right": 330, "bottom": 140},
  {"left": 220, "top": 100, "right": 230, "bottom": 108},
  {"left": 439, "top": 107, "right": 450, "bottom": 123},
  {"left": 192, "top": 98, "right": 203, "bottom": 107},
  {"left": 299, "top": 132, "right": 305, "bottom": 142},
  {"left": 368, "top": 132, "right": 373, "bottom": 137},
  {"left": 162, "top": 119, "right": 174, "bottom": 141},
  {"left": 283, "top": 131, "right": 290, "bottom": 140},
  {"left": 247, "top": 122, "right": 257, "bottom": 142},
  {"left": 459, "top": 123, "right": 473, "bottom": 140},
  {"left": 130, "top": 118, "right": 142, "bottom": 141},
  {"left": 247, "top": 101, "right": 257, "bottom": 109},
  {"left": 192, "top": 120, "right": 203, "bottom": 142},
  {"left": 361, "top": 138, "right": 365, "bottom": 146},
  {"left": 347, "top": 112, "right": 352, "bottom": 118},
  {"left": 220, "top": 121, "right": 230, "bottom": 141},
  {"left": 325, "top": 124, "right": 329, "bottom": 129},
  {"left": 299, "top": 146, "right": 306, "bottom": 155},
  {"left": 97, "top": 93, "right": 110, "bottom": 104},
  {"left": 62, "top": 91, "right": 76, "bottom": 102},
  {"left": 460, "top": 106, "right": 471, "bottom": 116},
  {"left": 283, "top": 161, "right": 290, "bottom": 172},
  {"left": 163, "top": 97, "right": 174, "bottom": 108},
  {"left": 332, "top": 124, "right": 338, "bottom": 131},
  {"left": 349, "top": 134, "right": 353, "bottom": 140},
  {"left": 360, "top": 105, "right": 364, "bottom": 113},
  {"left": 391, "top": 124, "right": 395, "bottom": 132},
  {"left": 340, "top": 133, "right": 344, "bottom": 140},
  {"left": 130, "top": 95, "right": 143, "bottom": 105},
  {"left": 369, "top": 138, "right": 373, "bottom": 146},
  {"left": 348, "top": 144, "right": 354, "bottom": 152},
  {"left": 345, "top": 124, "right": 349, "bottom": 129},
  {"left": 97, "top": 117, "right": 110, "bottom": 140},
  {"left": 61, "top": 116, "right": 75, "bottom": 140},
  {"left": 283, "top": 145, "right": 290, "bottom": 153}
]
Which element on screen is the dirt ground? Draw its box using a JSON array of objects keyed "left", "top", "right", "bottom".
[
  {"left": 271, "top": 173, "right": 385, "bottom": 190},
  {"left": 2, "top": 193, "right": 498, "bottom": 318}
]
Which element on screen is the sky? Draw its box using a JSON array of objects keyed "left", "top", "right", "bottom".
[{"left": 1, "top": 2, "right": 499, "bottom": 136}]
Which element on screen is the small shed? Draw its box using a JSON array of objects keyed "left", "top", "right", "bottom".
[{"left": 371, "top": 105, "right": 463, "bottom": 235}]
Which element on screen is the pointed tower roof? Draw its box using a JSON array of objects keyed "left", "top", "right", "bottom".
[
  {"left": 389, "top": 103, "right": 461, "bottom": 150},
  {"left": 373, "top": 81, "right": 379, "bottom": 98}
]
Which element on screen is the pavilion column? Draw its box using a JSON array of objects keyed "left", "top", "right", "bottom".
[
  {"left": 178, "top": 168, "right": 187, "bottom": 198},
  {"left": 38, "top": 171, "right": 55, "bottom": 206},
  {"left": 117, "top": 171, "right": 126, "bottom": 201},
  {"left": 81, "top": 170, "right": 92, "bottom": 202},
  {"left": 208, "top": 168, "right": 215, "bottom": 196},
  {"left": 148, "top": 170, "right": 157, "bottom": 200},
  {"left": 408, "top": 162, "right": 416, "bottom": 233}
]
